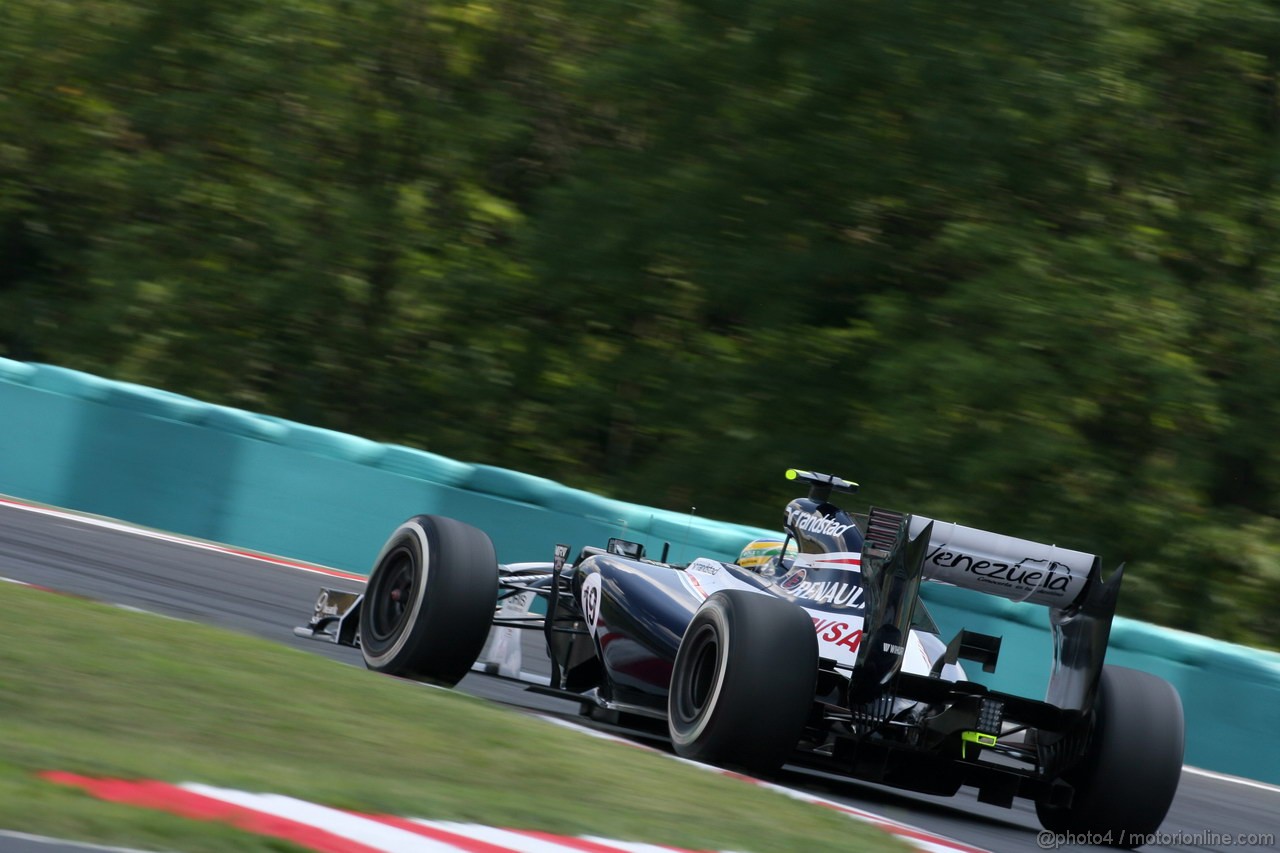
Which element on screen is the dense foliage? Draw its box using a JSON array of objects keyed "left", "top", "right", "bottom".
[{"left": 3, "top": 0, "right": 1278, "bottom": 647}]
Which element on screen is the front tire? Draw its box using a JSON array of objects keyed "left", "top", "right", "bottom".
[
  {"left": 1036, "top": 665, "right": 1185, "bottom": 847},
  {"left": 360, "top": 515, "right": 498, "bottom": 686},
  {"left": 668, "top": 590, "right": 817, "bottom": 774}
]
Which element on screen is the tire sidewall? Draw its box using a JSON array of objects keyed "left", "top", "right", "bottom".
[
  {"left": 669, "top": 601, "right": 731, "bottom": 748},
  {"left": 1037, "top": 665, "right": 1185, "bottom": 843},
  {"left": 361, "top": 518, "right": 433, "bottom": 668},
  {"left": 667, "top": 589, "right": 817, "bottom": 771}
]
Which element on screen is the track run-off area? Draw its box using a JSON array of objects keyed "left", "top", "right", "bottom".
[{"left": 1, "top": 497, "right": 1277, "bottom": 853}]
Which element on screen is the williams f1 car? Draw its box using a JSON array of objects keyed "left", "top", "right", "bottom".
[{"left": 296, "top": 469, "right": 1184, "bottom": 847}]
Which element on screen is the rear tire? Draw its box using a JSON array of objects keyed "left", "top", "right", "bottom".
[
  {"left": 360, "top": 515, "right": 498, "bottom": 686},
  {"left": 668, "top": 590, "right": 817, "bottom": 774},
  {"left": 1036, "top": 665, "right": 1185, "bottom": 848}
]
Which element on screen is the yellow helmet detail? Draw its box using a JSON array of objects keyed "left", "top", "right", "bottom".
[{"left": 736, "top": 538, "right": 797, "bottom": 571}]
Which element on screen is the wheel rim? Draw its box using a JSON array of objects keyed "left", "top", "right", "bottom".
[
  {"left": 366, "top": 546, "right": 416, "bottom": 644},
  {"left": 674, "top": 624, "right": 720, "bottom": 726}
]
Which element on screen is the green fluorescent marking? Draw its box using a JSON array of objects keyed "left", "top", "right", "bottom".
[{"left": 960, "top": 731, "right": 998, "bottom": 759}]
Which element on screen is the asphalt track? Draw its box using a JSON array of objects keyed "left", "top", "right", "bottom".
[{"left": 1, "top": 500, "right": 1276, "bottom": 853}]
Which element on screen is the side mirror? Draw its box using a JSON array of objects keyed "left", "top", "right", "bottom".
[{"left": 606, "top": 538, "right": 645, "bottom": 559}]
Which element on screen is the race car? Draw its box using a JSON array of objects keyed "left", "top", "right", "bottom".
[{"left": 296, "top": 469, "right": 1184, "bottom": 847}]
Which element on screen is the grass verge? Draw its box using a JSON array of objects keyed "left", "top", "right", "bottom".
[{"left": 0, "top": 584, "right": 906, "bottom": 853}]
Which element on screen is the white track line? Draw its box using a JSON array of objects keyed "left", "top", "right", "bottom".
[
  {"left": 182, "top": 785, "right": 455, "bottom": 853},
  {"left": 2, "top": 575, "right": 193, "bottom": 623},
  {"left": 0, "top": 496, "right": 365, "bottom": 582},
  {"left": 50, "top": 773, "right": 729, "bottom": 853},
  {"left": 177, "top": 781, "right": 731, "bottom": 853},
  {"left": 1181, "top": 766, "right": 1280, "bottom": 795},
  {"left": 0, "top": 830, "right": 164, "bottom": 853}
]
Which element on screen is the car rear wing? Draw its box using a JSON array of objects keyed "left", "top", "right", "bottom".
[
  {"left": 907, "top": 515, "right": 1095, "bottom": 608},
  {"left": 855, "top": 509, "right": 1123, "bottom": 716}
]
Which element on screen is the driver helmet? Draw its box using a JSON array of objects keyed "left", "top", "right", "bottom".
[{"left": 736, "top": 537, "right": 797, "bottom": 575}]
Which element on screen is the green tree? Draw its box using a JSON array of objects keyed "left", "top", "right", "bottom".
[{"left": 2, "top": 0, "right": 1278, "bottom": 646}]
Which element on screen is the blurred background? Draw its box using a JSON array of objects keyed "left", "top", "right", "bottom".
[{"left": 2, "top": 0, "right": 1277, "bottom": 649}]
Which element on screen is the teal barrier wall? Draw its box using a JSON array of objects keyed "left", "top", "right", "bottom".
[
  {"left": 1, "top": 357, "right": 1277, "bottom": 784},
  {"left": 0, "top": 361, "right": 765, "bottom": 570}
]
